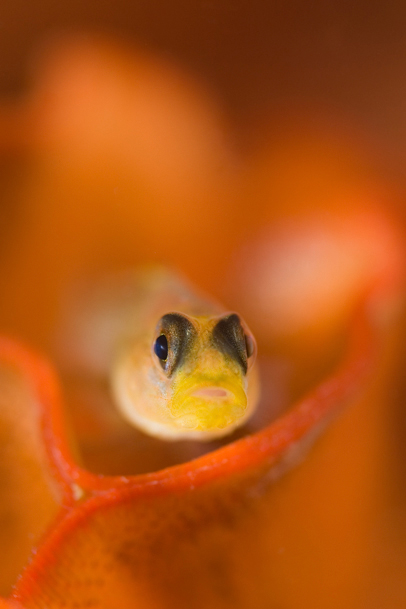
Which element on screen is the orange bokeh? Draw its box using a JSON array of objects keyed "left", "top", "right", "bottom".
[{"left": 0, "top": 35, "right": 405, "bottom": 608}]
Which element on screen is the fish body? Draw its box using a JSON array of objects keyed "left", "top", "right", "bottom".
[{"left": 60, "top": 267, "right": 259, "bottom": 441}]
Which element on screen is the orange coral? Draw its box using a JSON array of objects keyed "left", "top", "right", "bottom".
[{"left": 0, "top": 292, "right": 391, "bottom": 608}]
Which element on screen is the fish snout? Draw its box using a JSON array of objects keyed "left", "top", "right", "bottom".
[{"left": 170, "top": 379, "right": 247, "bottom": 431}]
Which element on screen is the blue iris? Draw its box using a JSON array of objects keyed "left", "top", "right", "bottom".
[{"left": 154, "top": 334, "right": 168, "bottom": 361}]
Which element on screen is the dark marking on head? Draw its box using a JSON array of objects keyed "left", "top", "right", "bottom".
[
  {"left": 154, "top": 313, "right": 197, "bottom": 376},
  {"left": 212, "top": 314, "right": 248, "bottom": 374}
]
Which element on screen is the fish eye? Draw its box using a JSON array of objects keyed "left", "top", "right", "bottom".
[
  {"left": 154, "top": 334, "right": 168, "bottom": 361},
  {"left": 154, "top": 313, "right": 197, "bottom": 376},
  {"left": 245, "top": 334, "right": 255, "bottom": 359}
]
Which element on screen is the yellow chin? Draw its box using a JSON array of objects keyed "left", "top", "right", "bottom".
[{"left": 170, "top": 376, "right": 248, "bottom": 431}]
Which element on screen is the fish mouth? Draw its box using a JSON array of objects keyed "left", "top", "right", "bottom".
[
  {"left": 191, "top": 386, "right": 232, "bottom": 399},
  {"left": 170, "top": 380, "right": 247, "bottom": 431}
]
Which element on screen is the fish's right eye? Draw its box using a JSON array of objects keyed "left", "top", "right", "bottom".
[
  {"left": 154, "top": 334, "right": 168, "bottom": 361},
  {"left": 154, "top": 313, "right": 197, "bottom": 376}
]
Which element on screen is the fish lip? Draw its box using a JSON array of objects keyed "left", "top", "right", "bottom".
[
  {"left": 170, "top": 380, "right": 248, "bottom": 429},
  {"left": 189, "top": 386, "right": 233, "bottom": 399},
  {"left": 177, "top": 381, "right": 244, "bottom": 408}
]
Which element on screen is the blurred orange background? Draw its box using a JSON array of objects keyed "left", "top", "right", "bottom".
[{"left": 0, "top": 3, "right": 406, "bottom": 608}]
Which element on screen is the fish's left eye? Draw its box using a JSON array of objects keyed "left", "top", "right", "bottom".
[
  {"left": 245, "top": 334, "right": 255, "bottom": 359},
  {"left": 154, "top": 334, "right": 168, "bottom": 361}
]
